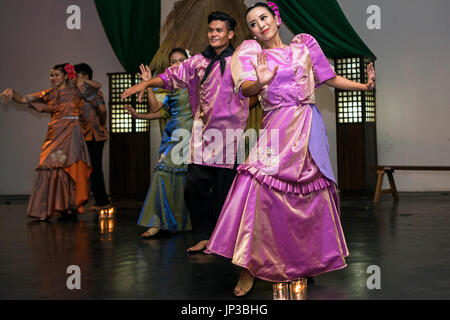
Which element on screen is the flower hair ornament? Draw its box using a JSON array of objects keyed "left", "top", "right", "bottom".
[
  {"left": 267, "top": 1, "right": 282, "bottom": 26},
  {"left": 64, "top": 63, "right": 76, "bottom": 80}
]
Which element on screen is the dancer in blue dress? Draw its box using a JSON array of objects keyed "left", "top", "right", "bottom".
[{"left": 125, "top": 48, "right": 193, "bottom": 238}]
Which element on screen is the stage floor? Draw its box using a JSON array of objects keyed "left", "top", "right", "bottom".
[{"left": 1, "top": 192, "right": 449, "bottom": 300}]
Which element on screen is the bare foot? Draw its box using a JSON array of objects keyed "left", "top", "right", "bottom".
[
  {"left": 141, "top": 227, "right": 160, "bottom": 238},
  {"left": 234, "top": 269, "right": 255, "bottom": 297},
  {"left": 187, "top": 240, "right": 209, "bottom": 253}
]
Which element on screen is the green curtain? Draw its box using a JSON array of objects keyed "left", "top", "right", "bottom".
[
  {"left": 275, "top": 0, "right": 376, "bottom": 59},
  {"left": 94, "top": 0, "right": 161, "bottom": 72}
]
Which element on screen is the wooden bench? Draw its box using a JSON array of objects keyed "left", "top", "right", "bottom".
[{"left": 369, "top": 166, "right": 450, "bottom": 203}]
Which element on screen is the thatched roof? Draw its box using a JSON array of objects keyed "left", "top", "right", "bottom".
[{"left": 150, "top": 0, "right": 251, "bottom": 74}]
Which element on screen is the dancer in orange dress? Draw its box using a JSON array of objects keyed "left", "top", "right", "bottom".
[{"left": 2, "top": 63, "right": 101, "bottom": 221}]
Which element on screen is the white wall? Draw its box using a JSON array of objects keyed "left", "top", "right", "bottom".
[
  {"left": 338, "top": 0, "right": 450, "bottom": 191},
  {"left": 1, "top": 0, "right": 449, "bottom": 194}
]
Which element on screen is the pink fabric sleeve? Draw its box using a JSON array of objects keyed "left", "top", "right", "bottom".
[
  {"left": 293, "top": 34, "right": 336, "bottom": 86},
  {"left": 158, "top": 55, "right": 200, "bottom": 91},
  {"left": 231, "top": 40, "right": 262, "bottom": 96}
]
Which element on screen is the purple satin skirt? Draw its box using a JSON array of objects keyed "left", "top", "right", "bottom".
[
  {"left": 206, "top": 104, "right": 349, "bottom": 282},
  {"left": 206, "top": 172, "right": 348, "bottom": 282}
]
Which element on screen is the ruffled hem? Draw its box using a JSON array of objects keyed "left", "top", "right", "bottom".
[
  {"left": 238, "top": 164, "right": 332, "bottom": 195},
  {"left": 35, "top": 161, "right": 89, "bottom": 171},
  {"left": 154, "top": 164, "right": 187, "bottom": 175},
  {"left": 36, "top": 164, "right": 66, "bottom": 170}
]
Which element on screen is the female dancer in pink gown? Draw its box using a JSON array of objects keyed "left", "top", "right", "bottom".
[{"left": 206, "top": 2, "right": 375, "bottom": 296}]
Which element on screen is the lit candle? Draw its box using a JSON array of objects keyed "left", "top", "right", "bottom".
[
  {"left": 273, "top": 283, "right": 289, "bottom": 300},
  {"left": 289, "top": 278, "right": 307, "bottom": 300}
]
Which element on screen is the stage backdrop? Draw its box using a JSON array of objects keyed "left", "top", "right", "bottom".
[
  {"left": 277, "top": 0, "right": 375, "bottom": 59},
  {"left": 94, "top": 0, "right": 161, "bottom": 73},
  {"left": 1, "top": 0, "right": 449, "bottom": 195}
]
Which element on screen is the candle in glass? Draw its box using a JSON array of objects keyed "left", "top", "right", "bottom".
[
  {"left": 273, "top": 283, "right": 289, "bottom": 300},
  {"left": 290, "top": 278, "right": 307, "bottom": 300}
]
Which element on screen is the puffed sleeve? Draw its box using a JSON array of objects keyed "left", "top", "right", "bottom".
[
  {"left": 293, "top": 34, "right": 336, "bottom": 87},
  {"left": 231, "top": 40, "right": 262, "bottom": 95},
  {"left": 158, "top": 55, "right": 200, "bottom": 91},
  {"left": 26, "top": 88, "right": 52, "bottom": 112}
]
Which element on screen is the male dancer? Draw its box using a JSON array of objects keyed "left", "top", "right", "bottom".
[
  {"left": 122, "top": 12, "right": 249, "bottom": 252},
  {"left": 75, "top": 63, "right": 110, "bottom": 211}
]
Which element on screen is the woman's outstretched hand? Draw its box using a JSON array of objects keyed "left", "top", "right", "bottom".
[
  {"left": 2, "top": 88, "right": 13, "bottom": 103},
  {"left": 366, "top": 62, "right": 375, "bottom": 90},
  {"left": 121, "top": 81, "right": 148, "bottom": 101},
  {"left": 137, "top": 64, "right": 152, "bottom": 82},
  {"left": 124, "top": 104, "right": 139, "bottom": 119},
  {"left": 250, "top": 51, "right": 279, "bottom": 87},
  {"left": 134, "top": 64, "right": 153, "bottom": 102}
]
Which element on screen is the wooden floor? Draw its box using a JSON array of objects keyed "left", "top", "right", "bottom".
[{"left": 0, "top": 192, "right": 449, "bottom": 300}]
